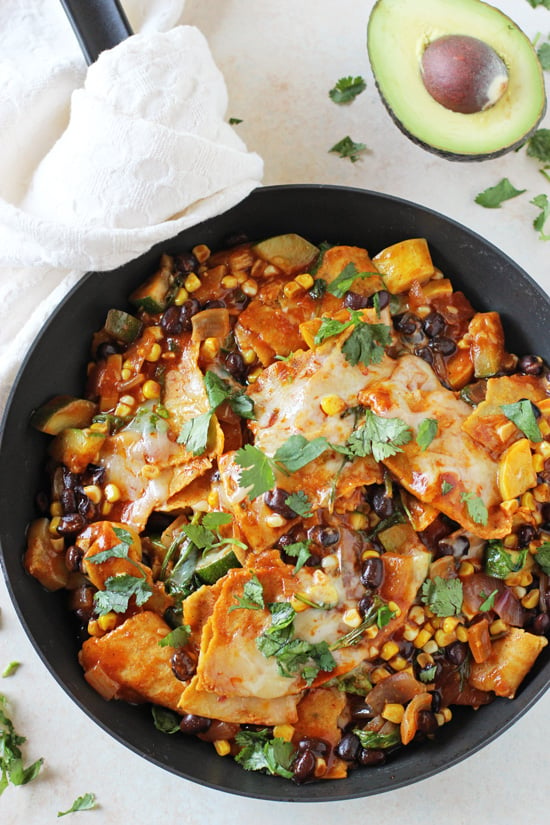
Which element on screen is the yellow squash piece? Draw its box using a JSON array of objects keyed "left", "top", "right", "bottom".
[
  {"left": 498, "top": 438, "right": 537, "bottom": 501},
  {"left": 372, "top": 238, "right": 434, "bottom": 293}
]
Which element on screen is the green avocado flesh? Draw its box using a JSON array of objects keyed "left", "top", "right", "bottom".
[{"left": 367, "top": 0, "right": 547, "bottom": 160}]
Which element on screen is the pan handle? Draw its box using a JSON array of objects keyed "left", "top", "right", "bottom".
[{"left": 60, "top": 0, "right": 133, "bottom": 65}]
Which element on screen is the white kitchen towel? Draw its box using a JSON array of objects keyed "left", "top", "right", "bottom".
[{"left": 0, "top": 0, "right": 264, "bottom": 407}]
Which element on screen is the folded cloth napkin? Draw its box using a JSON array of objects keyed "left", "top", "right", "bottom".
[{"left": 0, "top": 0, "right": 264, "bottom": 408}]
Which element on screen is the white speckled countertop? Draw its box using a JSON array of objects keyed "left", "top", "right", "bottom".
[{"left": 1, "top": 1, "right": 549, "bottom": 822}]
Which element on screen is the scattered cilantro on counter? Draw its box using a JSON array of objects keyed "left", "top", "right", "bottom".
[
  {"left": 531, "top": 194, "right": 550, "bottom": 240},
  {"left": 526, "top": 1, "right": 550, "bottom": 11},
  {"left": 0, "top": 694, "right": 43, "bottom": 796},
  {"left": 2, "top": 662, "right": 20, "bottom": 678},
  {"left": 536, "top": 36, "right": 550, "bottom": 70},
  {"left": 57, "top": 792, "right": 96, "bottom": 817},
  {"left": 474, "top": 178, "right": 526, "bottom": 208},
  {"left": 421, "top": 576, "right": 463, "bottom": 617},
  {"left": 329, "top": 76, "right": 366, "bottom": 104},
  {"left": 329, "top": 136, "right": 367, "bottom": 163}
]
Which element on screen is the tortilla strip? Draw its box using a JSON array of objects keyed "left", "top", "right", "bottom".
[{"left": 178, "top": 676, "right": 300, "bottom": 725}]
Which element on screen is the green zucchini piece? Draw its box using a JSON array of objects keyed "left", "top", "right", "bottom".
[
  {"left": 195, "top": 546, "right": 241, "bottom": 585},
  {"left": 49, "top": 428, "right": 107, "bottom": 474},
  {"left": 30, "top": 395, "right": 97, "bottom": 435},
  {"left": 129, "top": 255, "right": 175, "bottom": 313},
  {"left": 253, "top": 233, "right": 319, "bottom": 275},
  {"left": 104, "top": 308, "right": 143, "bottom": 343}
]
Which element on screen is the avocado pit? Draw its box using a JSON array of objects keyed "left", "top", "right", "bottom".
[{"left": 421, "top": 34, "right": 508, "bottom": 115}]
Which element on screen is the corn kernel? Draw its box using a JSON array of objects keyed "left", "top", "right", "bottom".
[
  {"left": 213, "top": 739, "right": 231, "bottom": 757},
  {"left": 242, "top": 278, "right": 258, "bottom": 297},
  {"left": 423, "top": 640, "right": 439, "bottom": 655},
  {"left": 142, "top": 380, "right": 161, "bottom": 400},
  {"left": 381, "top": 641, "right": 400, "bottom": 661},
  {"left": 371, "top": 666, "right": 391, "bottom": 684},
  {"left": 521, "top": 589, "right": 540, "bottom": 610},
  {"left": 174, "top": 287, "right": 189, "bottom": 306},
  {"left": 184, "top": 273, "right": 201, "bottom": 293},
  {"left": 403, "top": 623, "right": 419, "bottom": 642},
  {"left": 273, "top": 724, "right": 295, "bottom": 742},
  {"left": 489, "top": 619, "right": 509, "bottom": 636},
  {"left": 435, "top": 712, "right": 446, "bottom": 727},
  {"left": 500, "top": 498, "right": 519, "bottom": 516},
  {"left": 513, "top": 585, "right": 527, "bottom": 600},
  {"left": 416, "top": 652, "right": 434, "bottom": 669},
  {"left": 414, "top": 628, "right": 433, "bottom": 649},
  {"left": 247, "top": 367, "right": 263, "bottom": 384},
  {"left": 104, "top": 483, "right": 121, "bottom": 503},
  {"left": 314, "top": 757, "right": 328, "bottom": 778},
  {"left": 290, "top": 594, "right": 310, "bottom": 613},
  {"left": 221, "top": 275, "right": 239, "bottom": 289},
  {"left": 343, "top": 608, "right": 363, "bottom": 628},
  {"left": 50, "top": 501, "right": 63, "bottom": 517},
  {"left": 458, "top": 561, "right": 475, "bottom": 576},
  {"left": 365, "top": 625, "right": 379, "bottom": 640},
  {"left": 192, "top": 244, "right": 210, "bottom": 263},
  {"left": 532, "top": 453, "right": 545, "bottom": 474},
  {"left": 521, "top": 493, "right": 536, "bottom": 512},
  {"left": 207, "top": 490, "right": 219, "bottom": 509},
  {"left": 456, "top": 624, "right": 468, "bottom": 643},
  {"left": 87, "top": 619, "right": 101, "bottom": 637},
  {"left": 145, "top": 343, "right": 162, "bottom": 363},
  {"left": 49, "top": 517, "right": 62, "bottom": 535},
  {"left": 434, "top": 629, "right": 456, "bottom": 648},
  {"left": 201, "top": 337, "right": 221, "bottom": 360},
  {"left": 120, "top": 367, "right": 132, "bottom": 381},
  {"left": 361, "top": 550, "right": 381, "bottom": 563},
  {"left": 118, "top": 394, "right": 135, "bottom": 407},
  {"left": 242, "top": 348, "right": 257, "bottom": 365},
  {"left": 533, "top": 484, "right": 550, "bottom": 503},
  {"left": 388, "top": 600, "right": 401, "bottom": 618},
  {"left": 114, "top": 403, "right": 132, "bottom": 417},
  {"left": 101, "top": 501, "right": 113, "bottom": 516},
  {"left": 283, "top": 281, "right": 303, "bottom": 300},
  {"left": 537, "top": 440, "right": 550, "bottom": 459},
  {"left": 350, "top": 512, "right": 369, "bottom": 531},
  {"left": 442, "top": 616, "right": 460, "bottom": 633},
  {"left": 321, "top": 553, "right": 339, "bottom": 574},
  {"left": 82, "top": 485, "right": 102, "bottom": 504},
  {"left": 389, "top": 655, "right": 409, "bottom": 671},
  {"left": 382, "top": 703, "right": 404, "bottom": 724},
  {"left": 504, "top": 533, "right": 518, "bottom": 549},
  {"left": 97, "top": 612, "right": 117, "bottom": 632},
  {"left": 320, "top": 394, "right": 347, "bottom": 417},
  {"left": 409, "top": 605, "right": 426, "bottom": 625},
  {"left": 295, "top": 273, "right": 314, "bottom": 290},
  {"left": 265, "top": 513, "right": 285, "bottom": 528}
]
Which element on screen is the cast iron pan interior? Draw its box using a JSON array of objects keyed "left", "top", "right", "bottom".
[{"left": 1, "top": 185, "right": 549, "bottom": 801}]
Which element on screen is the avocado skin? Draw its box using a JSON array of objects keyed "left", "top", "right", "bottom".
[
  {"left": 373, "top": 76, "right": 547, "bottom": 162},
  {"left": 367, "top": 0, "right": 547, "bottom": 162}
]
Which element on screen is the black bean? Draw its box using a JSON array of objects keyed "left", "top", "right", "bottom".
[
  {"left": 335, "top": 732, "right": 361, "bottom": 762},
  {"left": 430, "top": 336, "right": 457, "bottom": 356},
  {"left": 349, "top": 699, "right": 376, "bottom": 723},
  {"left": 360, "top": 557, "right": 384, "bottom": 589},
  {"left": 65, "top": 545, "right": 84, "bottom": 573},
  {"left": 61, "top": 489, "right": 76, "bottom": 514},
  {"left": 518, "top": 354, "right": 544, "bottom": 376},
  {"left": 171, "top": 649, "right": 196, "bottom": 681},
  {"left": 446, "top": 641, "right": 467, "bottom": 666},
  {"left": 161, "top": 304, "right": 184, "bottom": 335},
  {"left": 264, "top": 488, "right": 297, "bottom": 520},
  {"left": 179, "top": 713, "right": 211, "bottom": 735},
  {"left": 357, "top": 593, "right": 374, "bottom": 616},
  {"left": 97, "top": 341, "right": 121, "bottom": 359},
  {"left": 296, "top": 737, "right": 331, "bottom": 759},
  {"left": 517, "top": 523, "right": 538, "bottom": 547},
  {"left": 278, "top": 527, "right": 307, "bottom": 549},
  {"left": 398, "top": 639, "right": 414, "bottom": 659},
  {"left": 86, "top": 465, "right": 106, "bottom": 486},
  {"left": 292, "top": 748, "right": 316, "bottom": 783},
  {"left": 174, "top": 251, "right": 199, "bottom": 274},
  {"left": 57, "top": 513, "right": 88, "bottom": 535},
  {"left": 416, "top": 710, "right": 439, "bottom": 735},
  {"left": 224, "top": 351, "right": 246, "bottom": 382},
  {"left": 179, "top": 298, "right": 201, "bottom": 332},
  {"left": 357, "top": 748, "right": 386, "bottom": 767},
  {"left": 369, "top": 484, "right": 394, "bottom": 518},
  {"left": 308, "top": 525, "right": 340, "bottom": 546},
  {"left": 422, "top": 311, "right": 445, "bottom": 338},
  {"left": 202, "top": 299, "right": 226, "bottom": 310},
  {"left": 344, "top": 291, "right": 370, "bottom": 310},
  {"left": 416, "top": 345, "right": 435, "bottom": 365},
  {"left": 437, "top": 534, "right": 470, "bottom": 558},
  {"left": 394, "top": 312, "right": 421, "bottom": 336},
  {"left": 530, "top": 613, "right": 550, "bottom": 636},
  {"left": 77, "top": 491, "right": 97, "bottom": 521},
  {"left": 62, "top": 468, "right": 80, "bottom": 491},
  {"left": 431, "top": 690, "right": 442, "bottom": 714}
]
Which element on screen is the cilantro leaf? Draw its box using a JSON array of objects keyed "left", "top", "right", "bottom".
[
  {"left": 479, "top": 589, "right": 498, "bottom": 612},
  {"left": 204, "top": 370, "right": 255, "bottom": 420},
  {"left": 421, "top": 576, "right": 463, "bottom": 617},
  {"left": 2, "top": 662, "right": 20, "bottom": 678},
  {"left": 441, "top": 480, "right": 454, "bottom": 495},
  {"left": 234, "top": 444, "right": 276, "bottom": 499},
  {"left": 181, "top": 523, "right": 217, "bottom": 551},
  {"left": 329, "top": 595, "right": 395, "bottom": 649},
  {"left": 418, "top": 663, "right": 438, "bottom": 683},
  {"left": 177, "top": 410, "right": 213, "bottom": 456},
  {"left": 0, "top": 694, "right": 43, "bottom": 796},
  {"left": 501, "top": 399, "right": 542, "bottom": 442},
  {"left": 329, "top": 136, "right": 367, "bottom": 163},
  {"left": 151, "top": 706, "right": 181, "bottom": 734},
  {"left": 273, "top": 434, "right": 330, "bottom": 472},
  {"left": 527, "top": 129, "right": 550, "bottom": 164},
  {"left": 57, "top": 792, "right": 96, "bottom": 817},
  {"left": 93, "top": 574, "right": 152, "bottom": 616},
  {"left": 345, "top": 409, "right": 412, "bottom": 463},
  {"left": 531, "top": 193, "right": 550, "bottom": 240},
  {"left": 342, "top": 321, "right": 392, "bottom": 367},
  {"left": 201, "top": 511, "right": 232, "bottom": 529},
  {"left": 475, "top": 178, "right": 527, "bottom": 209},
  {"left": 234, "top": 729, "right": 295, "bottom": 779},
  {"left": 326, "top": 263, "right": 376, "bottom": 298},
  {"left": 314, "top": 315, "right": 354, "bottom": 345},
  {"left": 308, "top": 277, "right": 327, "bottom": 300},
  {"left": 460, "top": 492, "right": 488, "bottom": 526},
  {"left": 329, "top": 75, "right": 366, "bottom": 104},
  {"left": 526, "top": 0, "right": 550, "bottom": 8},
  {"left": 158, "top": 624, "right": 192, "bottom": 648},
  {"left": 535, "top": 542, "right": 550, "bottom": 575},
  {"left": 485, "top": 540, "right": 528, "bottom": 579},
  {"left": 229, "top": 575, "right": 265, "bottom": 612},
  {"left": 282, "top": 540, "right": 312, "bottom": 573},
  {"left": 87, "top": 525, "right": 134, "bottom": 565},
  {"left": 353, "top": 729, "right": 400, "bottom": 749},
  {"left": 284, "top": 491, "right": 313, "bottom": 518},
  {"left": 538, "top": 40, "right": 550, "bottom": 70},
  {"left": 416, "top": 418, "right": 438, "bottom": 451}
]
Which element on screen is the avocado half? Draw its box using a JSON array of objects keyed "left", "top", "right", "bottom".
[{"left": 367, "top": 0, "right": 547, "bottom": 161}]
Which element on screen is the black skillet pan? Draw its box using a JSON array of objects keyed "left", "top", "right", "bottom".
[
  {"left": 1, "top": 182, "right": 549, "bottom": 801},
  {"left": 1, "top": 0, "right": 549, "bottom": 803}
]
